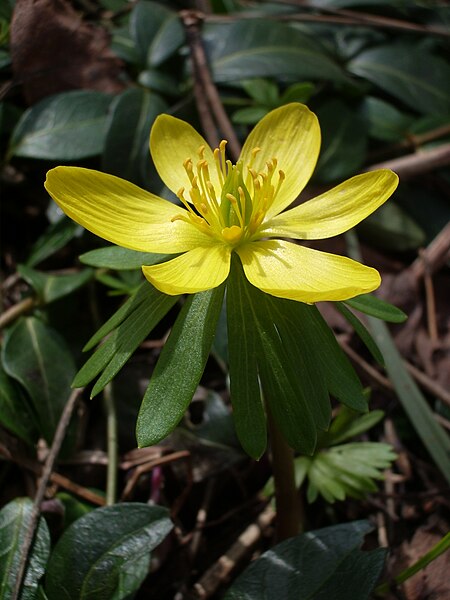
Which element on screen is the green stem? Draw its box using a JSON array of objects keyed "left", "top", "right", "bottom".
[
  {"left": 267, "top": 407, "right": 303, "bottom": 540},
  {"left": 375, "top": 532, "right": 450, "bottom": 596},
  {"left": 103, "top": 383, "right": 118, "bottom": 505}
]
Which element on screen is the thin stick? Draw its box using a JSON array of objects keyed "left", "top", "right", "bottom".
[
  {"left": 0, "top": 297, "right": 36, "bottom": 330},
  {"left": 364, "top": 143, "right": 450, "bottom": 180},
  {"left": 12, "top": 387, "right": 83, "bottom": 600},
  {"left": 180, "top": 10, "right": 241, "bottom": 162},
  {"left": 103, "top": 382, "right": 118, "bottom": 505},
  {"left": 192, "top": 504, "right": 275, "bottom": 599}
]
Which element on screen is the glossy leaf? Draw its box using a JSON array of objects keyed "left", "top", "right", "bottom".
[
  {"left": 102, "top": 88, "right": 167, "bottom": 187},
  {"left": 0, "top": 363, "right": 38, "bottom": 445},
  {"left": 79, "top": 246, "right": 170, "bottom": 271},
  {"left": 136, "top": 285, "right": 225, "bottom": 447},
  {"left": 0, "top": 498, "right": 50, "bottom": 600},
  {"left": 206, "top": 20, "right": 348, "bottom": 84},
  {"left": 18, "top": 265, "right": 94, "bottom": 305},
  {"left": 8, "top": 91, "right": 112, "bottom": 160},
  {"left": 2, "top": 317, "right": 76, "bottom": 446},
  {"left": 362, "top": 97, "right": 414, "bottom": 142},
  {"left": 130, "top": 1, "right": 184, "bottom": 67},
  {"left": 348, "top": 44, "right": 450, "bottom": 116},
  {"left": 224, "top": 521, "right": 386, "bottom": 600},
  {"left": 44, "top": 503, "right": 172, "bottom": 600},
  {"left": 345, "top": 293, "right": 407, "bottom": 323},
  {"left": 315, "top": 99, "right": 368, "bottom": 182}
]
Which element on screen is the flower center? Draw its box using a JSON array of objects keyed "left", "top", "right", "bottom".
[{"left": 171, "top": 141, "right": 285, "bottom": 247}]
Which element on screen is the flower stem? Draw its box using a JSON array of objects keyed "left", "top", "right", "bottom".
[
  {"left": 267, "top": 406, "right": 303, "bottom": 540},
  {"left": 103, "top": 383, "right": 118, "bottom": 505}
]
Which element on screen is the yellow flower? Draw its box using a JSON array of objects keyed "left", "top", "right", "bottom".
[{"left": 45, "top": 103, "right": 398, "bottom": 303}]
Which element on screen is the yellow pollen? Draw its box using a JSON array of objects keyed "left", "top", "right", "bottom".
[{"left": 198, "top": 145, "right": 205, "bottom": 159}]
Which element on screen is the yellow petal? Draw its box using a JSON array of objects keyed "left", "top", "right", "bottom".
[
  {"left": 150, "top": 114, "right": 221, "bottom": 197},
  {"left": 237, "top": 240, "right": 380, "bottom": 303},
  {"left": 45, "top": 167, "right": 212, "bottom": 253},
  {"left": 240, "top": 103, "right": 320, "bottom": 218},
  {"left": 262, "top": 170, "right": 399, "bottom": 240},
  {"left": 142, "top": 245, "right": 231, "bottom": 295}
]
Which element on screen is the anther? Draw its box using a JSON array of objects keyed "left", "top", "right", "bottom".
[{"left": 197, "top": 145, "right": 205, "bottom": 159}]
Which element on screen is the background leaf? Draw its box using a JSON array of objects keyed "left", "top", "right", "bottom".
[
  {"left": 315, "top": 99, "right": 368, "bottom": 182},
  {"left": 79, "top": 246, "right": 170, "bottom": 271},
  {"left": 224, "top": 521, "right": 386, "bottom": 600},
  {"left": 102, "top": 88, "right": 168, "bottom": 188},
  {"left": 206, "top": 20, "right": 349, "bottom": 83},
  {"left": 0, "top": 363, "right": 38, "bottom": 445},
  {"left": 348, "top": 44, "right": 450, "bottom": 116},
  {"left": 18, "top": 265, "right": 94, "bottom": 305},
  {"left": 129, "top": 1, "right": 184, "bottom": 67},
  {"left": 2, "top": 317, "right": 77, "bottom": 448},
  {"left": 0, "top": 498, "right": 50, "bottom": 600},
  {"left": 8, "top": 91, "right": 112, "bottom": 160},
  {"left": 44, "top": 503, "right": 172, "bottom": 600}
]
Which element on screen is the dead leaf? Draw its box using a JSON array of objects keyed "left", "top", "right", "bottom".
[{"left": 10, "top": 0, "right": 126, "bottom": 104}]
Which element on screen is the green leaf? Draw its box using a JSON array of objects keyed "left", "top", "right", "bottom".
[
  {"left": 136, "top": 285, "right": 225, "bottom": 448},
  {"left": 361, "top": 97, "right": 414, "bottom": 142},
  {"left": 345, "top": 293, "right": 407, "bottom": 323},
  {"left": 227, "top": 258, "right": 267, "bottom": 459},
  {"left": 302, "top": 305, "right": 367, "bottom": 412},
  {"left": 18, "top": 265, "right": 93, "bottom": 305},
  {"left": 82, "top": 282, "right": 149, "bottom": 351},
  {"left": 348, "top": 44, "right": 450, "bottom": 116},
  {"left": 44, "top": 503, "right": 172, "bottom": 600},
  {"left": 0, "top": 498, "right": 50, "bottom": 600},
  {"left": 0, "top": 362, "right": 38, "bottom": 445},
  {"left": 224, "top": 521, "right": 386, "bottom": 600},
  {"left": 26, "top": 217, "right": 81, "bottom": 268},
  {"left": 358, "top": 201, "right": 426, "bottom": 252},
  {"left": 102, "top": 88, "right": 167, "bottom": 188},
  {"left": 2, "top": 317, "right": 77, "bottom": 447},
  {"left": 368, "top": 317, "right": 450, "bottom": 485},
  {"left": 336, "top": 302, "right": 384, "bottom": 366},
  {"left": 130, "top": 1, "right": 184, "bottom": 67},
  {"left": 279, "top": 82, "right": 315, "bottom": 105},
  {"left": 138, "top": 69, "right": 181, "bottom": 96},
  {"left": 79, "top": 245, "right": 170, "bottom": 271},
  {"left": 232, "top": 106, "right": 269, "bottom": 125},
  {"left": 323, "top": 407, "right": 385, "bottom": 446},
  {"left": 241, "top": 78, "right": 279, "bottom": 106},
  {"left": 207, "top": 20, "right": 348, "bottom": 84},
  {"left": 8, "top": 91, "right": 112, "bottom": 160},
  {"left": 315, "top": 99, "right": 368, "bottom": 182},
  {"left": 299, "top": 442, "right": 396, "bottom": 503},
  {"left": 73, "top": 283, "right": 179, "bottom": 394}
]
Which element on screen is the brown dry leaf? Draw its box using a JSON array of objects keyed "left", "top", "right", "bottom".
[
  {"left": 391, "top": 522, "right": 450, "bottom": 600},
  {"left": 10, "top": 0, "right": 126, "bottom": 104}
]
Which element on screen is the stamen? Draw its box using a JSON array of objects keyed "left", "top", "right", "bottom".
[
  {"left": 238, "top": 186, "right": 246, "bottom": 224},
  {"left": 197, "top": 145, "right": 205, "bottom": 159}
]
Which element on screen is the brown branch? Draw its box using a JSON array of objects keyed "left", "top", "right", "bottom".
[
  {"left": 364, "top": 143, "right": 450, "bottom": 180},
  {"left": 409, "top": 221, "right": 450, "bottom": 281},
  {"left": 12, "top": 388, "right": 84, "bottom": 600},
  {"left": 0, "top": 297, "right": 37, "bottom": 330},
  {"left": 180, "top": 10, "right": 242, "bottom": 161}
]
